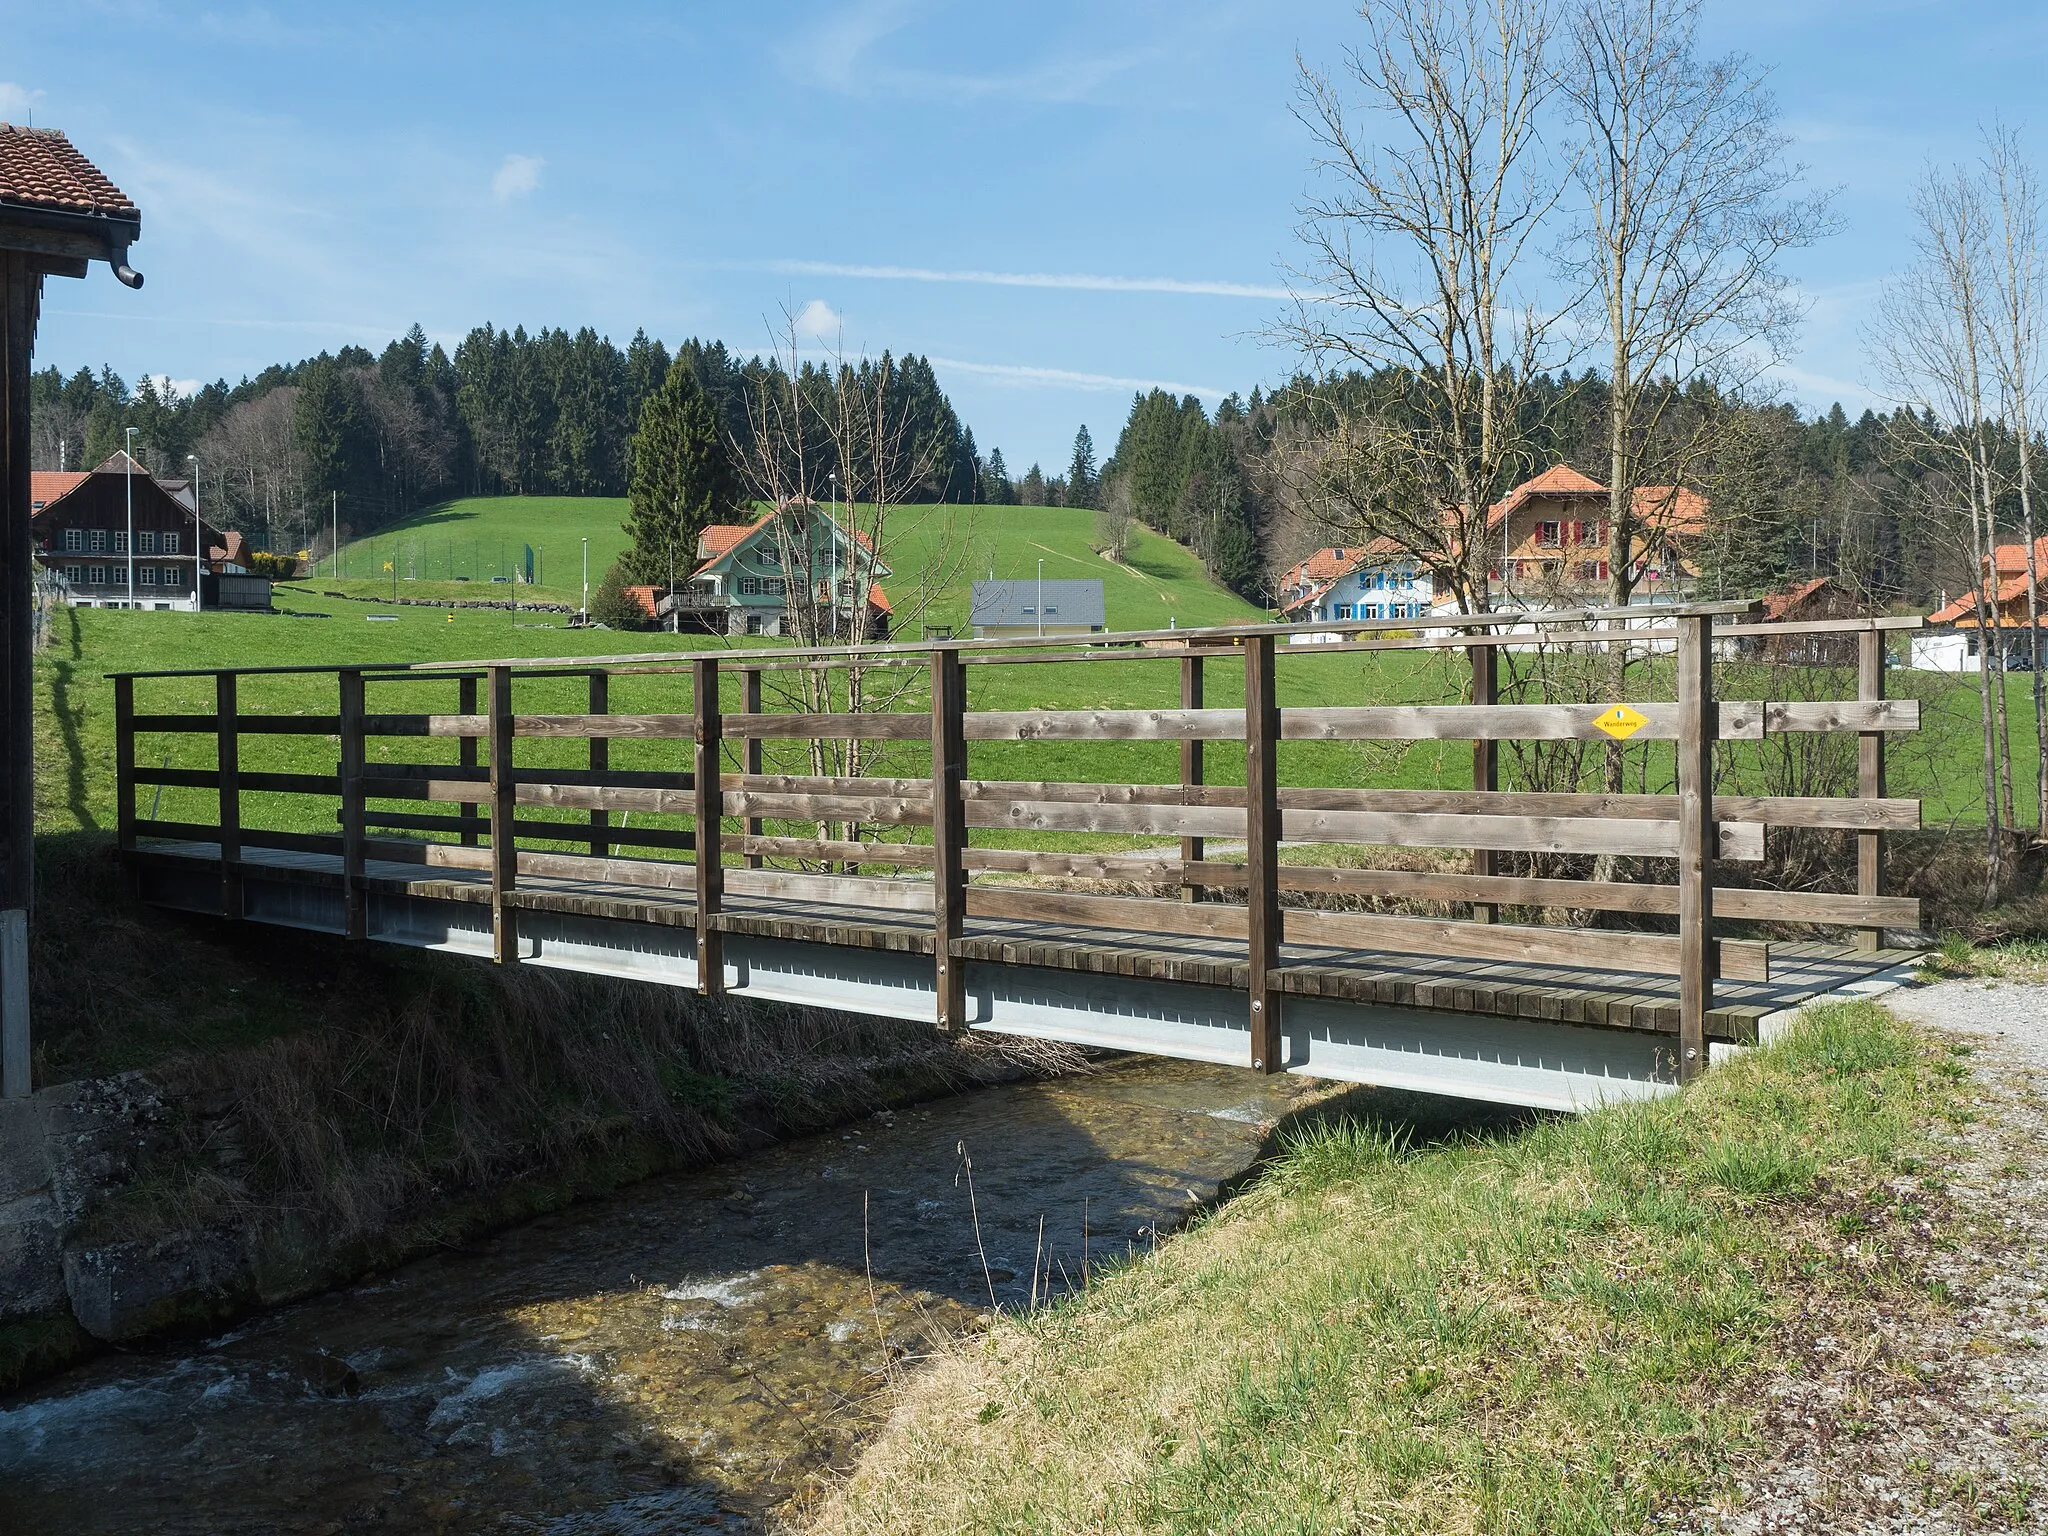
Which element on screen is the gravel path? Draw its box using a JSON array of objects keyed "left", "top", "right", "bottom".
[{"left": 1686, "top": 978, "right": 2048, "bottom": 1534}]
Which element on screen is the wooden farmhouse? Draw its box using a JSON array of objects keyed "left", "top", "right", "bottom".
[
  {"left": 1916, "top": 536, "right": 2048, "bottom": 672},
  {"left": 660, "top": 501, "right": 891, "bottom": 638},
  {"left": 30, "top": 452, "right": 237, "bottom": 609}
]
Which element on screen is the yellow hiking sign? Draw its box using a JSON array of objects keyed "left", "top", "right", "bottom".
[{"left": 1593, "top": 704, "right": 1649, "bottom": 741}]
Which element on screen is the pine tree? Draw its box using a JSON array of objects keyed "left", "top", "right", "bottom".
[
  {"left": 1066, "top": 425, "right": 1098, "bottom": 510},
  {"left": 1020, "top": 463, "right": 1047, "bottom": 506},
  {"left": 622, "top": 360, "right": 743, "bottom": 584}
]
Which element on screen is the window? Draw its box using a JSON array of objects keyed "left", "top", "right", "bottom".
[
  {"left": 163, "top": 567, "right": 185, "bottom": 588},
  {"left": 1043, "top": 606, "right": 1059, "bottom": 617},
  {"left": 1537, "top": 521, "right": 1560, "bottom": 547},
  {"left": 162, "top": 532, "right": 180, "bottom": 555},
  {"left": 1365, "top": 604, "right": 1381, "bottom": 620},
  {"left": 62, "top": 528, "right": 82, "bottom": 552},
  {"left": 113, "top": 531, "right": 129, "bottom": 555},
  {"left": 1578, "top": 560, "right": 1600, "bottom": 580},
  {"left": 139, "top": 566, "right": 158, "bottom": 586},
  {"left": 63, "top": 565, "right": 81, "bottom": 584},
  {"left": 739, "top": 576, "right": 760, "bottom": 596},
  {"left": 757, "top": 546, "right": 781, "bottom": 567},
  {"left": 88, "top": 565, "right": 107, "bottom": 585},
  {"left": 1335, "top": 604, "right": 1353, "bottom": 620},
  {"left": 138, "top": 531, "right": 157, "bottom": 554},
  {"left": 89, "top": 529, "right": 108, "bottom": 553},
  {"left": 761, "top": 578, "right": 786, "bottom": 597}
]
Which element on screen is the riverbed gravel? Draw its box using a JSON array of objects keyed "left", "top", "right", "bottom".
[{"left": 1682, "top": 978, "right": 2048, "bottom": 1534}]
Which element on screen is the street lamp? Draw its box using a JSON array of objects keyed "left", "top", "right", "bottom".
[
  {"left": 123, "top": 427, "right": 137, "bottom": 608},
  {"left": 581, "top": 536, "right": 589, "bottom": 624},
  {"left": 1036, "top": 557, "right": 1044, "bottom": 639},
  {"left": 186, "top": 455, "right": 202, "bottom": 613}
]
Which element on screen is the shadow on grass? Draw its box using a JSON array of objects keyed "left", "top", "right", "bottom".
[{"left": 44, "top": 607, "right": 98, "bottom": 833}]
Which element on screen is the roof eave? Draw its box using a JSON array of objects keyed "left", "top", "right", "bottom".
[{"left": 0, "top": 201, "right": 140, "bottom": 278}]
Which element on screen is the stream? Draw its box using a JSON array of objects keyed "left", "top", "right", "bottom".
[{"left": 0, "top": 1057, "right": 1361, "bottom": 1534}]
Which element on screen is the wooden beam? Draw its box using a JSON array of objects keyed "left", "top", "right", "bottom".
[
  {"left": 1858, "top": 629, "right": 1886, "bottom": 950},
  {"left": 693, "top": 656, "right": 724, "bottom": 995},
  {"left": 1181, "top": 651, "right": 1205, "bottom": 903},
  {"left": 1275, "top": 807, "right": 1767, "bottom": 860},
  {"left": 1246, "top": 634, "right": 1281, "bottom": 1073},
  {"left": 587, "top": 670, "right": 610, "bottom": 861},
  {"left": 488, "top": 665, "right": 517, "bottom": 964},
  {"left": 741, "top": 667, "right": 763, "bottom": 869},
  {"left": 1471, "top": 642, "right": 1498, "bottom": 923},
  {"left": 1280, "top": 907, "right": 1770, "bottom": 983},
  {"left": 0, "top": 253, "right": 39, "bottom": 924},
  {"left": 732, "top": 834, "right": 932, "bottom": 866},
  {"left": 339, "top": 669, "right": 367, "bottom": 941},
  {"left": 967, "top": 886, "right": 1250, "bottom": 939},
  {"left": 726, "top": 866, "right": 934, "bottom": 912},
  {"left": 1676, "top": 615, "right": 1712, "bottom": 1082},
  {"left": 216, "top": 672, "right": 241, "bottom": 919},
  {"left": 457, "top": 675, "right": 481, "bottom": 848},
  {"left": 114, "top": 675, "right": 136, "bottom": 854},
  {"left": 726, "top": 711, "right": 931, "bottom": 740},
  {"left": 931, "top": 648, "right": 968, "bottom": 1029}
]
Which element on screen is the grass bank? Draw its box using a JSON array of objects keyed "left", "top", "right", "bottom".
[{"left": 812, "top": 1001, "right": 1968, "bottom": 1534}]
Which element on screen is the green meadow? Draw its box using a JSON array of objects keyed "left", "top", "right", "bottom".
[{"left": 33, "top": 494, "right": 2008, "bottom": 866}]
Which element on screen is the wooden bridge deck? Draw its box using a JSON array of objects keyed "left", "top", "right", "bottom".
[{"left": 133, "top": 837, "right": 1918, "bottom": 1100}]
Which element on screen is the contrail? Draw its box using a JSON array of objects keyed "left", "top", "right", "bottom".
[{"left": 767, "top": 259, "right": 1291, "bottom": 301}]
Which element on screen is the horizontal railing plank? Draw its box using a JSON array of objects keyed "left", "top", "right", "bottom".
[
  {"left": 724, "top": 712, "right": 932, "bottom": 740},
  {"left": 729, "top": 835, "right": 934, "bottom": 866},
  {"left": 1281, "top": 907, "right": 1770, "bottom": 981},
  {"left": 1183, "top": 862, "right": 1920, "bottom": 927},
  {"left": 135, "top": 820, "right": 339, "bottom": 855},
  {"left": 361, "top": 713, "right": 487, "bottom": 738},
  {"left": 724, "top": 791, "right": 935, "bottom": 824},
  {"left": 1276, "top": 809, "right": 1766, "bottom": 861},
  {"left": 513, "top": 713, "right": 689, "bottom": 739},
  {"left": 1765, "top": 699, "right": 1919, "bottom": 733},
  {"left": 964, "top": 849, "right": 1181, "bottom": 879},
  {"left": 1278, "top": 702, "right": 1766, "bottom": 741},
  {"left": 723, "top": 867, "right": 935, "bottom": 911},
  {"left": 134, "top": 714, "right": 342, "bottom": 735},
  {"left": 965, "top": 886, "right": 1253, "bottom": 940},
  {"left": 964, "top": 709, "right": 1243, "bottom": 741},
  {"left": 963, "top": 799, "right": 1243, "bottom": 838}
]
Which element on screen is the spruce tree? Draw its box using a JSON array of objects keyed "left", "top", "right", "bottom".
[
  {"left": 622, "top": 360, "right": 743, "bottom": 585},
  {"left": 1067, "top": 425, "right": 1098, "bottom": 510}
]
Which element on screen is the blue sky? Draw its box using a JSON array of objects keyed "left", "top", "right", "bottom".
[{"left": 7, "top": 0, "right": 2047, "bottom": 471}]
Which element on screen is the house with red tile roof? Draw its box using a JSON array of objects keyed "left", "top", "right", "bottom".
[
  {"left": 1482, "top": 464, "right": 1705, "bottom": 598},
  {"left": 1916, "top": 537, "right": 2048, "bottom": 671},
  {"left": 651, "top": 500, "right": 892, "bottom": 637},
  {"left": 1277, "top": 465, "right": 1710, "bottom": 629}
]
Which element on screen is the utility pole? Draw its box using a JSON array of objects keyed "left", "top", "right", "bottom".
[
  {"left": 581, "top": 535, "right": 588, "bottom": 623},
  {"left": 1036, "top": 557, "right": 1044, "bottom": 638},
  {"left": 123, "top": 426, "right": 136, "bottom": 607},
  {"left": 186, "top": 453, "right": 202, "bottom": 612},
  {"left": 331, "top": 491, "right": 338, "bottom": 580}
]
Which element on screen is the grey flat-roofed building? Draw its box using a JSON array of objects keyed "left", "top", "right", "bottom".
[{"left": 970, "top": 578, "right": 1106, "bottom": 638}]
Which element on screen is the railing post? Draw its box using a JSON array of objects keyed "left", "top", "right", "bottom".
[
  {"left": 1857, "top": 628, "right": 1886, "bottom": 951},
  {"left": 1675, "top": 615, "right": 1713, "bottom": 1083},
  {"left": 1245, "top": 634, "right": 1281, "bottom": 1074},
  {"left": 692, "top": 656, "right": 724, "bottom": 996},
  {"left": 742, "top": 667, "right": 764, "bottom": 870},
  {"left": 216, "top": 671, "right": 241, "bottom": 919},
  {"left": 339, "top": 668, "right": 367, "bottom": 942},
  {"left": 930, "top": 648, "right": 967, "bottom": 1030},
  {"left": 488, "top": 665, "right": 517, "bottom": 964},
  {"left": 1470, "top": 636, "right": 1498, "bottom": 923},
  {"left": 1180, "top": 650, "right": 1205, "bottom": 902},
  {"left": 114, "top": 674, "right": 135, "bottom": 854},
  {"left": 457, "top": 674, "right": 480, "bottom": 848},
  {"left": 588, "top": 669, "right": 609, "bottom": 861}
]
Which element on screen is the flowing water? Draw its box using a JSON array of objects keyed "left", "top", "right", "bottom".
[{"left": 1, "top": 1058, "right": 1357, "bottom": 1534}]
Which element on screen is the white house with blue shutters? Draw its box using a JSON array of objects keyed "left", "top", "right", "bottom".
[{"left": 1276, "top": 541, "right": 1442, "bottom": 627}]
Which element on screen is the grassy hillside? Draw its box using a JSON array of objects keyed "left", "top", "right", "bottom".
[
  {"left": 315, "top": 496, "right": 1269, "bottom": 631},
  {"left": 318, "top": 495, "right": 633, "bottom": 606}
]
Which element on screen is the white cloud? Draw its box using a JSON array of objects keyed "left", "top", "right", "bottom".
[
  {"left": 491, "top": 153, "right": 544, "bottom": 202},
  {"left": 928, "top": 356, "right": 1227, "bottom": 398},
  {"left": 144, "top": 375, "right": 205, "bottom": 400},
  {"left": 0, "top": 82, "right": 46, "bottom": 122},
  {"left": 792, "top": 298, "right": 843, "bottom": 341},
  {"left": 768, "top": 259, "right": 1289, "bottom": 301}
]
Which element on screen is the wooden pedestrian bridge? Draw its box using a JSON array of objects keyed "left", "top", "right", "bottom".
[{"left": 111, "top": 602, "right": 1925, "bottom": 1111}]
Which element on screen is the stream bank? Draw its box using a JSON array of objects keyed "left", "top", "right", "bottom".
[{"left": 1, "top": 1056, "right": 1353, "bottom": 1534}]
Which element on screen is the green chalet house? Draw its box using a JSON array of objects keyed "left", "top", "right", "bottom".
[{"left": 658, "top": 499, "right": 892, "bottom": 638}]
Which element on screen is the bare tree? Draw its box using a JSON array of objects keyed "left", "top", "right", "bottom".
[
  {"left": 1871, "top": 165, "right": 2008, "bottom": 905},
  {"left": 196, "top": 386, "right": 308, "bottom": 555},
  {"left": 1557, "top": 0, "right": 1835, "bottom": 612},
  {"left": 727, "top": 311, "right": 971, "bottom": 853},
  {"left": 1985, "top": 123, "right": 2047, "bottom": 832},
  {"left": 1095, "top": 473, "right": 1137, "bottom": 563},
  {"left": 1283, "top": 0, "right": 1566, "bottom": 612}
]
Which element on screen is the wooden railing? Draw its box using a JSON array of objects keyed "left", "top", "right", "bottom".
[{"left": 110, "top": 602, "right": 1924, "bottom": 1083}]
